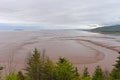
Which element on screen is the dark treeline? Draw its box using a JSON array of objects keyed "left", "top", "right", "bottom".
[{"left": 0, "top": 48, "right": 120, "bottom": 80}]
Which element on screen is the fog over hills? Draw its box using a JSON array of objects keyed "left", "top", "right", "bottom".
[{"left": 92, "top": 25, "right": 120, "bottom": 32}]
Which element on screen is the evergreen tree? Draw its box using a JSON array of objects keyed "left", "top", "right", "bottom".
[
  {"left": 110, "top": 52, "right": 120, "bottom": 80},
  {"left": 75, "top": 67, "right": 80, "bottom": 77},
  {"left": 72, "top": 67, "right": 81, "bottom": 80},
  {"left": 17, "top": 71, "right": 25, "bottom": 80},
  {"left": 0, "top": 66, "right": 4, "bottom": 80},
  {"left": 92, "top": 66, "right": 105, "bottom": 80},
  {"left": 114, "top": 52, "right": 120, "bottom": 70},
  {"left": 82, "top": 67, "right": 91, "bottom": 80},
  {"left": 82, "top": 67, "right": 90, "bottom": 78},
  {"left": 25, "top": 48, "right": 55, "bottom": 80},
  {"left": 55, "top": 57, "right": 79, "bottom": 80},
  {"left": 0, "top": 66, "right": 4, "bottom": 71},
  {"left": 25, "top": 48, "right": 44, "bottom": 80},
  {"left": 43, "top": 58, "right": 55, "bottom": 80}
]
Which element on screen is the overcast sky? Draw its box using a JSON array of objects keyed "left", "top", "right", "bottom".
[{"left": 0, "top": 0, "right": 120, "bottom": 29}]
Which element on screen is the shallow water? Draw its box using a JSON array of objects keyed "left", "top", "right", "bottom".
[{"left": 0, "top": 30, "right": 119, "bottom": 74}]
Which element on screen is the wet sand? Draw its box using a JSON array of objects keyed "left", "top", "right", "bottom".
[{"left": 0, "top": 30, "right": 119, "bottom": 74}]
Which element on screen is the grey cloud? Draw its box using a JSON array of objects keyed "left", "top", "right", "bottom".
[{"left": 0, "top": 0, "right": 120, "bottom": 28}]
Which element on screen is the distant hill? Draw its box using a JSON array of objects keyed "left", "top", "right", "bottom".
[{"left": 91, "top": 25, "right": 120, "bottom": 33}]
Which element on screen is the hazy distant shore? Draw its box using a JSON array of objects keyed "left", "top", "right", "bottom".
[{"left": 0, "top": 30, "right": 119, "bottom": 73}]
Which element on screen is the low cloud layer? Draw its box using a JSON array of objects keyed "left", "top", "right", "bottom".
[{"left": 0, "top": 0, "right": 120, "bottom": 29}]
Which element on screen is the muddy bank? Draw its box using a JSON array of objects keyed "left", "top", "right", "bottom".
[{"left": 0, "top": 30, "right": 119, "bottom": 74}]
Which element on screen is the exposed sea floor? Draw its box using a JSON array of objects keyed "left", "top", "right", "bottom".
[{"left": 0, "top": 30, "right": 119, "bottom": 74}]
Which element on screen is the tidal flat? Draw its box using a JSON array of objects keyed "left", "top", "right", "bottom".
[{"left": 0, "top": 30, "right": 119, "bottom": 74}]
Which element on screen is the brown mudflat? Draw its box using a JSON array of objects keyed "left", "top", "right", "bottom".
[{"left": 0, "top": 30, "right": 119, "bottom": 74}]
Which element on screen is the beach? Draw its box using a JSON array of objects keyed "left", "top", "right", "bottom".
[{"left": 0, "top": 30, "right": 119, "bottom": 74}]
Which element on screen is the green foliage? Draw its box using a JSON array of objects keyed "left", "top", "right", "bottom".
[
  {"left": 25, "top": 48, "right": 55, "bottom": 80},
  {"left": 55, "top": 57, "right": 79, "bottom": 80},
  {"left": 1, "top": 49, "right": 120, "bottom": 80},
  {"left": 72, "top": 77, "right": 81, "bottom": 80},
  {"left": 42, "top": 58, "right": 55, "bottom": 80},
  {"left": 0, "top": 66, "right": 4, "bottom": 80},
  {"left": 114, "top": 52, "right": 120, "bottom": 70},
  {"left": 0, "top": 66, "right": 4, "bottom": 71},
  {"left": 82, "top": 67, "right": 90, "bottom": 78},
  {"left": 25, "top": 48, "right": 44, "bottom": 80},
  {"left": 17, "top": 71, "right": 25, "bottom": 80},
  {"left": 25, "top": 49, "right": 80, "bottom": 80},
  {"left": 5, "top": 73, "right": 18, "bottom": 80},
  {"left": 82, "top": 67, "right": 91, "bottom": 80},
  {"left": 75, "top": 67, "right": 80, "bottom": 77},
  {"left": 110, "top": 52, "right": 120, "bottom": 80},
  {"left": 81, "top": 77, "right": 91, "bottom": 80},
  {"left": 92, "top": 66, "right": 105, "bottom": 80},
  {"left": 110, "top": 68, "right": 120, "bottom": 80}
]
